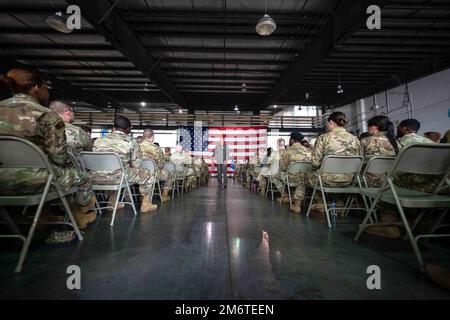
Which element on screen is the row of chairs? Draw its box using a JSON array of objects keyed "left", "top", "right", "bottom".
[
  {"left": 0, "top": 136, "right": 195, "bottom": 273},
  {"left": 256, "top": 144, "right": 450, "bottom": 272}
]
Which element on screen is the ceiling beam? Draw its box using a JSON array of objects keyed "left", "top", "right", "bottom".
[
  {"left": 68, "top": 0, "right": 186, "bottom": 107},
  {"left": 257, "top": 0, "right": 390, "bottom": 108}
]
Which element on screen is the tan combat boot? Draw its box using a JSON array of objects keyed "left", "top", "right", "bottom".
[
  {"left": 290, "top": 199, "right": 302, "bottom": 214},
  {"left": 70, "top": 206, "right": 97, "bottom": 230},
  {"left": 363, "top": 211, "right": 401, "bottom": 239},
  {"left": 106, "top": 192, "right": 125, "bottom": 211},
  {"left": 276, "top": 195, "right": 290, "bottom": 204},
  {"left": 258, "top": 187, "right": 266, "bottom": 196},
  {"left": 162, "top": 189, "right": 171, "bottom": 203},
  {"left": 310, "top": 194, "right": 326, "bottom": 215},
  {"left": 140, "top": 196, "right": 158, "bottom": 213}
]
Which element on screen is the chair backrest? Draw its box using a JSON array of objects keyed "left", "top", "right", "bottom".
[
  {"left": 320, "top": 155, "right": 363, "bottom": 175},
  {"left": 390, "top": 144, "right": 450, "bottom": 175},
  {"left": 174, "top": 163, "right": 185, "bottom": 173},
  {"left": 287, "top": 161, "right": 313, "bottom": 174},
  {"left": 0, "top": 135, "right": 49, "bottom": 169},
  {"left": 79, "top": 152, "right": 123, "bottom": 172},
  {"left": 164, "top": 162, "right": 176, "bottom": 173},
  {"left": 363, "top": 156, "right": 396, "bottom": 176},
  {"left": 141, "top": 159, "right": 156, "bottom": 174}
]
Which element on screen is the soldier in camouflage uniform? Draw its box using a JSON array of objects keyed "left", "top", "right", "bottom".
[
  {"left": 307, "top": 112, "right": 361, "bottom": 213},
  {"left": 49, "top": 100, "right": 92, "bottom": 157},
  {"left": 164, "top": 147, "right": 172, "bottom": 162},
  {"left": 170, "top": 145, "right": 192, "bottom": 189},
  {"left": 93, "top": 116, "right": 157, "bottom": 213},
  {"left": 395, "top": 119, "right": 437, "bottom": 193},
  {"left": 0, "top": 68, "right": 96, "bottom": 233},
  {"left": 140, "top": 129, "right": 174, "bottom": 202},
  {"left": 257, "top": 140, "right": 286, "bottom": 196},
  {"left": 360, "top": 115, "right": 398, "bottom": 186},
  {"left": 309, "top": 112, "right": 361, "bottom": 187},
  {"left": 200, "top": 157, "right": 210, "bottom": 184},
  {"left": 360, "top": 116, "right": 400, "bottom": 238},
  {"left": 246, "top": 147, "right": 264, "bottom": 189},
  {"left": 274, "top": 132, "right": 312, "bottom": 213}
]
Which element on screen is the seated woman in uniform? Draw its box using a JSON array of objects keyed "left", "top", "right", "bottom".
[
  {"left": 307, "top": 111, "right": 361, "bottom": 212},
  {"left": 360, "top": 115, "right": 398, "bottom": 186}
]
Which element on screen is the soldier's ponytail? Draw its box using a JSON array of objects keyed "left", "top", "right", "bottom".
[
  {"left": 368, "top": 115, "right": 399, "bottom": 154},
  {"left": 327, "top": 111, "right": 348, "bottom": 127}
]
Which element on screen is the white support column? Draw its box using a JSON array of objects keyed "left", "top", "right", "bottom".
[{"left": 357, "top": 98, "right": 368, "bottom": 133}]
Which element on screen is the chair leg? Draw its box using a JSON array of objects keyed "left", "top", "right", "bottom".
[
  {"left": 306, "top": 183, "right": 318, "bottom": 217},
  {"left": 110, "top": 188, "right": 121, "bottom": 226},
  {"left": 55, "top": 188, "right": 83, "bottom": 241},
  {"left": 15, "top": 176, "right": 53, "bottom": 273},
  {"left": 318, "top": 179, "right": 332, "bottom": 228},
  {"left": 126, "top": 183, "right": 138, "bottom": 215},
  {"left": 0, "top": 207, "right": 22, "bottom": 235}
]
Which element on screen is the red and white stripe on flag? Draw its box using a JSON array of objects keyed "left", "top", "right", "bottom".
[{"left": 205, "top": 126, "right": 267, "bottom": 175}]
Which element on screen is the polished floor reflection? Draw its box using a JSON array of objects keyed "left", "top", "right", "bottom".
[{"left": 1, "top": 182, "right": 449, "bottom": 299}]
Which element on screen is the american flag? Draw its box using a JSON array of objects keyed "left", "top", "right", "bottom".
[{"left": 179, "top": 125, "right": 267, "bottom": 176}]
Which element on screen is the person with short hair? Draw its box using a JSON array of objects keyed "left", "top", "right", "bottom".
[
  {"left": 274, "top": 131, "right": 312, "bottom": 213},
  {"left": 140, "top": 128, "right": 174, "bottom": 202},
  {"left": 49, "top": 100, "right": 92, "bottom": 156},
  {"left": 257, "top": 139, "right": 285, "bottom": 197},
  {"left": 93, "top": 116, "right": 157, "bottom": 213},
  {"left": 212, "top": 136, "right": 230, "bottom": 188},
  {"left": 397, "top": 118, "right": 434, "bottom": 147},
  {"left": 136, "top": 136, "right": 143, "bottom": 144},
  {"left": 0, "top": 68, "right": 96, "bottom": 239}
]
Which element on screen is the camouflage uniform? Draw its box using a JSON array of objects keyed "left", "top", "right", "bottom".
[
  {"left": 274, "top": 143, "right": 312, "bottom": 200},
  {"left": 171, "top": 152, "right": 196, "bottom": 188},
  {"left": 309, "top": 127, "right": 361, "bottom": 187},
  {"left": 246, "top": 154, "right": 261, "bottom": 187},
  {"left": 0, "top": 94, "right": 93, "bottom": 207},
  {"left": 194, "top": 157, "right": 203, "bottom": 184},
  {"left": 360, "top": 132, "right": 396, "bottom": 186},
  {"left": 200, "top": 160, "right": 210, "bottom": 184},
  {"left": 140, "top": 140, "right": 173, "bottom": 191},
  {"left": 395, "top": 133, "right": 438, "bottom": 193},
  {"left": 65, "top": 122, "right": 92, "bottom": 156},
  {"left": 93, "top": 131, "right": 154, "bottom": 195}
]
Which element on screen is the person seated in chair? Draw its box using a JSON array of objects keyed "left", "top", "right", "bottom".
[
  {"left": 0, "top": 67, "right": 96, "bottom": 242},
  {"left": 93, "top": 116, "right": 157, "bottom": 213}
]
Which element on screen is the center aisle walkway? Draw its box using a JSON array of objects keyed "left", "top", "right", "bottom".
[{"left": 0, "top": 181, "right": 449, "bottom": 299}]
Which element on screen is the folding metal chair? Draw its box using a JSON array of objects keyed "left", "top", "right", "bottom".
[
  {"left": 0, "top": 136, "right": 83, "bottom": 273},
  {"left": 306, "top": 155, "right": 364, "bottom": 228},
  {"left": 252, "top": 166, "right": 262, "bottom": 193},
  {"left": 141, "top": 159, "right": 160, "bottom": 202},
  {"left": 357, "top": 156, "right": 396, "bottom": 221},
  {"left": 281, "top": 161, "right": 313, "bottom": 206},
  {"left": 175, "top": 164, "right": 186, "bottom": 194},
  {"left": 354, "top": 144, "right": 450, "bottom": 272},
  {"left": 164, "top": 162, "right": 178, "bottom": 197},
  {"left": 79, "top": 152, "right": 138, "bottom": 226}
]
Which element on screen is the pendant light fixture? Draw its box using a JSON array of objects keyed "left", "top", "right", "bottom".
[
  {"left": 46, "top": 11, "right": 73, "bottom": 33},
  {"left": 337, "top": 74, "right": 344, "bottom": 94},
  {"left": 256, "top": 0, "right": 277, "bottom": 36}
]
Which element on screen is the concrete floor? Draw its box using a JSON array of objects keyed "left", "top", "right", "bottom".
[{"left": 1, "top": 181, "right": 449, "bottom": 299}]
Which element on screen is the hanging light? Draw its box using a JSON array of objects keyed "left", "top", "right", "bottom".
[
  {"left": 140, "top": 101, "right": 146, "bottom": 107},
  {"left": 255, "top": 0, "right": 276, "bottom": 36},
  {"left": 241, "top": 83, "right": 247, "bottom": 93},
  {"left": 179, "top": 109, "right": 183, "bottom": 114},
  {"left": 234, "top": 105, "right": 239, "bottom": 111},
  {"left": 305, "top": 92, "right": 310, "bottom": 100},
  {"left": 46, "top": 12, "right": 73, "bottom": 34},
  {"left": 273, "top": 105, "right": 277, "bottom": 109},
  {"left": 337, "top": 74, "right": 344, "bottom": 94}
]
